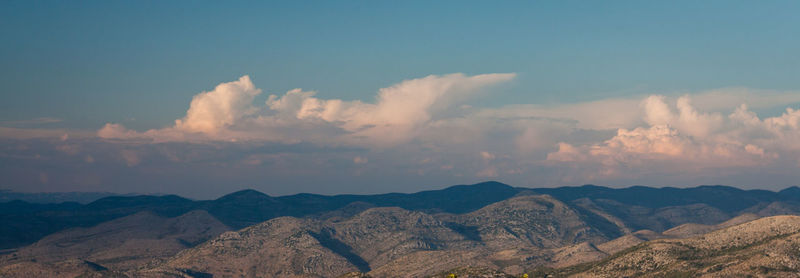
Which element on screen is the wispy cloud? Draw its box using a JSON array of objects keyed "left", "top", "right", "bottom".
[{"left": 1, "top": 117, "right": 63, "bottom": 126}]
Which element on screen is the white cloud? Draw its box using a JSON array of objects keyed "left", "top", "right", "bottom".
[
  {"left": 175, "top": 75, "right": 261, "bottom": 134},
  {"left": 98, "top": 73, "right": 516, "bottom": 146},
  {"left": 50, "top": 75, "right": 800, "bottom": 190},
  {"left": 7, "top": 78, "right": 800, "bottom": 195},
  {"left": 546, "top": 94, "right": 798, "bottom": 181}
]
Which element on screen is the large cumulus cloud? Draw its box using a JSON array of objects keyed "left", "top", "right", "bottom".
[
  {"left": 98, "top": 73, "right": 516, "bottom": 146},
  {"left": 547, "top": 95, "right": 800, "bottom": 181}
]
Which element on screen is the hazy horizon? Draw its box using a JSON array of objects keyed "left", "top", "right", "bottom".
[{"left": 3, "top": 181, "right": 800, "bottom": 202}]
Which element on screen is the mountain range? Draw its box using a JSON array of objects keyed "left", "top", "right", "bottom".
[{"left": 2, "top": 181, "right": 800, "bottom": 277}]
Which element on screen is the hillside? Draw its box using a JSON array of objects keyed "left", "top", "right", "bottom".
[
  {"left": 539, "top": 215, "right": 800, "bottom": 277},
  {"left": 0, "top": 210, "right": 229, "bottom": 276},
  {"left": 4, "top": 182, "right": 800, "bottom": 250}
]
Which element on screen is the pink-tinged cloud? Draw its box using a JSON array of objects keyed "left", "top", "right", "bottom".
[
  {"left": 175, "top": 75, "right": 261, "bottom": 134},
  {"left": 98, "top": 73, "right": 516, "bottom": 146},
  {"left": 8, "top": 74, "right": 800, "bottom": 195},
  {"left": 546, "top": 95, "right": 796, "bottom": 181}
]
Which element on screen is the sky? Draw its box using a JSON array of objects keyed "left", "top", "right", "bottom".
[{"left": 2, "top": 1, "right": 800, "bottom": 199}]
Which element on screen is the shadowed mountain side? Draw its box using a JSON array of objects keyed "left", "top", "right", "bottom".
[
  {"left": 570, "top": 198, "right": 732, "bottom": 232},
  {"left": 0, "top": 210, "right": 230, "bottom": 272},
  {"left": 0, "top": 190, "right": 123, "bottom": 204},
  {"left": 532, "top": 185, "right": 780, "bottom": 213},
  {"left": 0, "top": 195, "right": 196, "bottom": 250},
  {"left": 0, "top": 259, "right": 128, "bottom": 278},
  {"left": 309, "top": 229, "right": 371, "bottom": 273},
  {"left": 204, "top": 181, "right": 521, "bottom": 228}
]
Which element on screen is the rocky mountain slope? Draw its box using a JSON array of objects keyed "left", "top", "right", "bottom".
[
  {"left": 138, "top": 195, "right": 800, "bottom": 278},
  {"left": 0, "top": 210, "right": 229, "bottom": 276},
  {"left": 4, "top": 182, "right": 800, "bottom": 250},
  {"left": 3, "top": 182, "right": 800, "bottom": 277},
  {"left": 540, "top": 215, "right": 800, "bottom": 277},
  {"left": 135, "top": 194, "right": 617, "bottom": 277},
  {"left": 143, "top": 217, "right": 357, "bottom": 278},
  {"left": 0, "top": 182, "right": 519, "bottom": 250}
]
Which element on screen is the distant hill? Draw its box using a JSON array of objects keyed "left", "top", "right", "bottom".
[
  {"left": 3, "top": 182, "right": 800, "bottom": 250},
  {"left": 2, "top": 210, "right": 229, "bottom": 271},
  {"left": 538, "top": 215, "right": 800, "bottom": 277},
  {"left": 0, "top": 190, "right": 121, "bottom": 204}
]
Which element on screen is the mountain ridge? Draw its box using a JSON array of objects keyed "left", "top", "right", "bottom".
[
  {"left": 3, "top": 182, "right": 800, "bottom": 277},
  {"left": 2, "top": 182, "right": 799, "bottom": 251}
]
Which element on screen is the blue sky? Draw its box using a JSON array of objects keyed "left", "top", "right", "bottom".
[
  {"left": 2, "top": 1, "right": 800, "bottom": 198},
  {"left": 4, "top": 0, "right": 799, "bottom": 129}
]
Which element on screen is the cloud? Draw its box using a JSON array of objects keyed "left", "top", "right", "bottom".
[
  {"left": 7, "top": 73, "right": 800, "bottom": 196},
  {"left": 0, "top": 126, "right": 94, "bottom": 140},
  {"left": 120, "top": 150, "right": 141, "bottom": 167},
  {"left": 98, "top": 123, "right": 141, "bottom": 140},
  {"left": 546, "top": 94, "right": 797, "bottom": 181},
  {"left": 99, "top": 73, "right": 516, "bottom": 146},
  {"left": 175, "top": 75, "right": 261, "bottom": 134},
  {"left": 89, "top": 75, "right": 800, "bottom": 190},
  {"left": 1, "top": 117, "right": 63, "bottom": 126},
  {"left": 476, "top": 166, "right": 498, "bottom": 178},
  {"left": 353, "top": 156, "right": 368, "bottom": 164}
]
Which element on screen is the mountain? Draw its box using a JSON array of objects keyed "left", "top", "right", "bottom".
[
  {"left": 0, "top": 190, "right": 121, "bottom": 204},
  {"left": 538, "top": 215, "right": 800, "bottom": 277},
  {"left": 144, "top": 217, "right": 359, "bottom": 278},
  {"left": 0, "top": 210, "right": 229, "bottom": 275},
  {"left": 143, "top": 196, "right": 617, "bottom": 277},
  {"left": 142, "top": 193, "right": 766, "bottom": 277},
  {"left": 0, "top": 194, "right": 196, "bottom": 250},
  {"left": 3, "top": 182, "right": 800, "bottom": 277},
  {"left": 147, "top": 207, "right": 482, "bottom": 278},
  {"left": 0, "top": 181, "right": 519, "bottom": 249},
  {"left": 6, "top": 181, "right": 800, "bottom": 250},
  {"left": 448, "top": 194, "right": 609, "bottom": 249},
  {"left": 532, "top": 185, "right": 780, "bottom": 213}
]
